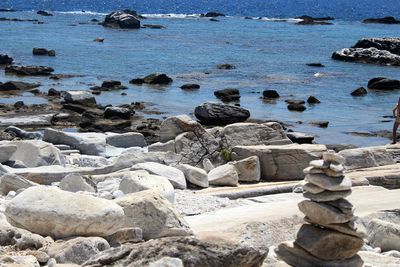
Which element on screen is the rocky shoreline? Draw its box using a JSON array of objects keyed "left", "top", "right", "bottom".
[{"left": 1, "top": 8, "right": 400, "bottom": 267}]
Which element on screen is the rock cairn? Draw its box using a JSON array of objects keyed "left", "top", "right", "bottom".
[{"left": 275, "top": 151, "right": 365, "bottom": 267}]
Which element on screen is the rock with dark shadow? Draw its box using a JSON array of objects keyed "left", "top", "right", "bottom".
[
  {"left": 368, "top": 78, "right": 400, "bottom": 90},
  {"left": 0, "top": 54, "right": 13, "bottom": 65},
  {"left": 37, "top": 10, "right": 53, "bottom": 16},
  {"left": 214, "top": 88, "right": 240, "bottom": 102},
  {"left": 102, "top": 10, "right": 141, "bottom": 29},
  {"left": 180, "top": 84, "right": 200, "bottom": 90},
  {"left": 263, "top": 90, "right": 280, "bottom": 98},
  {"left": 351, "top": 87, "right": 367, "bottom": 96},
  {"left": 194, "top": 102, "right": 250, "bottom": 125},
  {"left": 5, "top": 65, "right": 54, "bottom": 76},
  {"left": 363, "top": 16, "right": 400, "bottom": 24}
]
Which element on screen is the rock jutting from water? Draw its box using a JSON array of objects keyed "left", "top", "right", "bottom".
[
  {"left": 102, "top": 10, "right": 141, "bottom": 29},
  {"left": 275, "top": 151, "right": 365, "bottom": 267}
]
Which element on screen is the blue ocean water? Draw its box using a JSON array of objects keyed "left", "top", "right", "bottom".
[{"left": 1, "top": 1, "right": 400, "bottom": 146}]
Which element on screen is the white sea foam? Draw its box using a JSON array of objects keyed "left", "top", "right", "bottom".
[
  {"left": 257, "top": 17, "right": 302, "bottom": 23},
  {"left": 141, "top": 13, "right": 201, "bottom": 19},
  {"left": 56, "top": 10, "right": 107, "bottom": 16}
]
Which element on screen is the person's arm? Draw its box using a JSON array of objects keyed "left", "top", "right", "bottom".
[{"left": 393, "top": 105, "right": 398, "bottom": 117}]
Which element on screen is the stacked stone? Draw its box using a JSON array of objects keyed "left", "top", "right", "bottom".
[{"left": 275, "top": 151, "right": 365, "bottom": 267}]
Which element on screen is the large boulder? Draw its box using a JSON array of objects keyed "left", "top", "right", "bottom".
[
  {"left": 118, "top": 170, "right": 175, "bottom": 202},
  {"left": 177, "top": 164, "right": 209, "bottom": 188},
  {"left": 104, "top": 106, "right": 132, "bottom": 120},
  {"left": 230, "top": 156, "right": 261, "bottom": 182},
  {"left": 83, "top": 236, "right": 267, "bottom": 267},
  {"left": 64, "top": 91, "right": 97, "bottom": 107},
  {"left": 0, "top": 144, "right": 17, "bottom": 163},
  {"left": 208, "top": 164, "right": 239, "bottom": 186},
  {"left": 214, "top": 88, "right": 240, "bottom": 102},
  {"left": 114, "top": 190, "right": 192, "bottom": 240},
  {"left": 59, "top": 173, "right": 96, "bottom": 193},
  {"left": 368, "top": 78, "right": 400, "bottom": 90},
  {"left": 0, "top": 54, "right": 13, "bottom": 65},
  {"left": 5, "top": 140, "right": 65, "bottom": 167},
  {"left": 363, "top": 16, "right": 400, "bottom": 24},
  {"left": 338, "top": 146, "right": 395, "bottom": 170},
  {"left": 159, "top": 115, "right": 204, "bottom": 142},
  {"left": 194, "top": 103, "right": 250, "bottom": 125},
  {"left": 354, "top": 38, "right": 400, "bottom": 54},
  {"left": 105, "top": 132, "right": 146, "bottom": 148},
  {"left": 232, "top": 144, "right": 327, "bottom": 180},
  {"left": 102, "top": 10, "right": 141, "bottom": 29},
  {"left": 0, "top": 174, "right": 37, "bottom": 195},
  {"left": 143, "top": 73, "right": 173, "bottom": 85},
  {"left": 45, "top": 237, "right": 109, "bottom": 265},
  {"left": 362, "top": 218, "right": 400, "bottom": 252},
  {"left": 5, "top": 65, "right": 54, "bottom": 76},
  {"left": 131, "top": 162, "right": 186, "bottom": 189},
  {"left": 5, "top": 186, "right": 125, "bottom": 238},
  {"left": 220, "top": 123, "right": 291, "bottom": 147}
]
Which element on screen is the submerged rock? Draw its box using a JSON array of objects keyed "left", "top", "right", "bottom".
[
  {"left": 32, "top": 48, "right": 55, "bottom": 56},
  {"left": 363, "top": 16, "right": 400, "bottom": 24},
  {"left": 263, "top": 89, "right": 280, "bottom": 98},
  {"left": 0, "top": 81, "right": 40, "bottom": 91},
  {"left": 37, "top": 10, "right": 53, "bottom": 16},
  {"left": 214, "top": 88, "right": 240, "bottom": 102},
  {"left": 0, "top": 54, "right": 13, "bottom": 65},
  {"left": 368, "top": 78, "right": 400, "bottom": 90},
  {"left": 180, "top": 83, "right": 200, "bottom": 90},
  {"left": 351, "top": 87, "right": 368, "bottom": 96},
  {"left": 143, "top": 73, "right": 173, "bottom": 85},
  {"left": 5, "top": 65, "right": 54, "bottom": 76}
]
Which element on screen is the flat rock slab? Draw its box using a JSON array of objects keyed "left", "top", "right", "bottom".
[
  {"left": 0, "top": 113, "right": 54, "bottom": 127},
  {"left": 0, "top": 144, "right": 17, "bottom": 163},
  {"left": 5, "top": 186, "right": 125, "bottom": 238},
  {"left": 233, "top": 144, "right": 327, "bottom": 180}
]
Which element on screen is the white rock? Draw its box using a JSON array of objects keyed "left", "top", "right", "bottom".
[
  {"left": 323, "top": 152, "right": 345, "bottom": 165},
  {"left": 131, "top": 162, "right": 186, "bottom": 189},
  {"left": 0, "top": 174, "right": 37, "bottom": 195},
  {"left": 177, "top": 164, "right": 209, "bottom": 188},
  {"left": 208, "top": 164, "right": 239, "bottom": 186},
  {"left": 230, "top": 156, "right": 261, "bottom": 182},
  {"left": 59, "top": 174, "right": 96, "bottom": 193},
  {"left": 5, "top": 186, "right": 125, "bottom": 238},
  {"left": 5, "top": 140, "right": 65, "bottom": 167},
  {"left": 339, "top": 146, "right": 395, "bottom": 170},
  {"left": 0, "top": 144, "right": 17, "bottom": 163},
  {"left": 159, "top": 115, "right": 203, "bottom": 142},
  {"left": 0, "top": 255, "right": 40, "bottom": 267},
  {"left": 119, "top": 170, "right": 175, "bottom": 202},
  {"left": 148, "top": 140, "right": 176, "bottom": 153},
  {"left": 114, "top": 190, "right": 192, "bottom": 240},
  {"left": 202, "top": 158, "right": 215, "bottom": 173},
  {"left": 106, "top": 132, "right": 146, "bottom": 148},
  {"left": 149, "top": 257, "right": 184, "bottom": 267}
]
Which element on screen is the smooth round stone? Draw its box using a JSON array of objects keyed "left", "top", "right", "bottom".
[
  {"left": 329, "top": 163, "right": 344, "bottom": 173},
  {"left": 310, "top": 160, "right": 329, "bottom": 169},
  {"left": 323, "top": 152, "right": 345, "bottom": 165},
  {"left": 324, "top": 168, "right": 344, "bottom": 178},
  {"left": 306, "top": 174, "right": 352, "bottom": 191},
  {"left": 303, "top": 166, "right": 324, "bottom": 175},
  {"left": 303, "top": 182, "right": 325, "bottom": 194},
  {"left": 298, "top": 200, "right": 353, "bottom": 225},
  {"left": 324, "top": 198, "right": 354, "bottom": 215},
  {"left": 303, "top": 189, "right": 352, "bottom": 202},
  {"left": 304, "top": 217, "right": 366, "bottom": 239}
]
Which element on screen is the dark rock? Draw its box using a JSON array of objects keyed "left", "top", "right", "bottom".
[
  {"left": 332, "top": 38, "right": 400, "bottom": 66},
  {"left": 5, "top": 126, "right": 43, "bottom": 140},
  {"left": 214, "top": 88, "right": 240, "bottom": 102},
  {"left": 49, "top": 74, "right": 77, "bottom": 80},
  {"left": 48, "top": 50, "right": 56, "bottom": 56},
  {"left": 285, "top": 99, "right": 305, "bottom": 105},
  {"left": 217, "top": 64, "right": 236, "bottom": 70},
  {"left": 180, "top": 84, "right": 200, "bottom": 90},
  {"left": 13, "top": 101, "right": 24, "bottom": 108},
  {"left": 64, "top": 91, "right": 97, "bottom": 107},
  {"left": 244, "top": 17, "right": 253, "bottom": 20},
  {"left": 102, "top": 80, "right": 121, "bottom": 88},
  {"left": 351, "top": 87, "right": 368, "bottom": 96},
  {"left": 32, "top": 48, "right": 48, "bottom": 55},
  {"left": 5, "top": 65, "right": 54, "bottom": 76},
  {"left": 130, "top": 78, "right": 145, "bottom": 85},
  {"left": 94, "top": 38, "right": 104, "bottom": 42},
  {"left": 202, "top": 12, "right": 225, "bottom": 17},
  {"left": 210, "top": 18, "right": 219, "bottom": 22},
  {"left": 310, "top": 120, "right": 329, "bottom": 128},
  {"left": 104, "top": 106, "right": 132, "bottom": 120},
  {"left": 0, "top": 17, "right": 39, "bottom": 22},
  {"left": 287, "top": 132, "right": 315, "bottom": 144},
  {"left": 368, "top": 78, "right": 400, "bottom": 90},
  {"left": 83, "top": 236, "right": 267, "bottom": 267},
  {"left": 0, "top": 81, "right": 40, "bottom": 91},
  {"left": 143, "top": 73, "right": 173, "bottom": 85},
  {"left": 37, "top": 10, "right": 53, "bottom": 16},
  {"left": 367, "top": 77, "right": 386, "bottom": 87},
  {"left": 287, "top": 103, "right": 306, "bottom": 112},
  {"left": 48, "top": 88, "right": 61, "bottom": 96},
  {"left": 102, "top": 10, "right": 141, "bottom": 29},
  {"left": 307, "top": 96, "right": 320, "bottom": 104},
  {"left": 142, "top": 24, "right": 165, "bottom": 29},
  {"left": 296, "top": 15, "right": 334, "bottom": 21},
  {"left": 297, "top": 17, "right": 333, "bottom": 25},
  {"left": 0, "top": 54, "right": 13, "bottom": 65},
  {"left": 306, "top": 63, "right": 325, "bottom": 67},
  {"left": 91, "top": 18, "right": 99, "bottom": 22},
  {"left": 0, "top": 9, "right": 16, "bottom": 12},
  {"left": 263, "top": 90, "right": 280, "bottom": 98},
  {"left": 194, "top": 102, "right": 250, "bottom": 125},
  {"left": 363, "top": 16, "right": 400, "bottom": 24}
]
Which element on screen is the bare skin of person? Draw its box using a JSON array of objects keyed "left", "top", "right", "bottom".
[{"left": 392, "top": 99, "right": 400, "bottom": 144}]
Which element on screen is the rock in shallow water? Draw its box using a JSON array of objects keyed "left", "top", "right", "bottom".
[
  {"left": 194, "top": 102, "right": 250, "bottom": 125},
  {"left": 102, "top": 10, "right": 141, "bottom": 29},
  {"left": 5, "top": 186, "right": 125, "bottom": 238}
]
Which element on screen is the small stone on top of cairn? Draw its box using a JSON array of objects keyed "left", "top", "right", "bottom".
[{"left": 275, "top": 151, "right": 365, "bottom": 267}]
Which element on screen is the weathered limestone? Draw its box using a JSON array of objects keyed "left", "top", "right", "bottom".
[
  {"left": 338, "top": 146, "right": 395, "bottom": 170},
  {"left": 177, "top": 164, "right": 209, "bottom": 188},
  {"left": 230, "top": 156, "right": 261, "bottom": 182},
  {"left": 208, "top": 164, "right": 239, "bottom": 186},
  {"left": 0, "top": 144, "right": 17, "bottom": 163},
  {"left": 118, "top": 170, "right": 175, "bottom": 202},
  {"left": 233, "top": 144, "right": 327, "bottom": 180},
  {"left": 59, "top": 173, "right": 96, "bottom": 193},
  {"left": 5, "top": 186, "right": 125, "bottom": 238},
  {"left": 275, "top": 151, "right": 364, "bottom": 266},
  {"left": 106, "top": 227, "right": 143, "bottom": 246},
  {"left": 362, "top": 218, "right": 400, "bottom": 252},
  {"left": 221, "top": 123, "right": 291, "bottom": 147},
  {"left": 45, "top": 237, "right": 110, "bottom": 265},
  {"left": 131, "top": 162, "right": 186, "bottom": 189},
  {"left": 148, "top": 140, "right": 175, "bottom": 153},
  {"left": 105, "top": 132, "right": 146, "bottom": 148},
  {"left": 159, "top": 115, "right": 204, "bottom": 142},
  {"left": 5, "top": 140, "right": 65, "bottom": 167},
  {"left": 114, "top": 190, "right": 192, "bottom": 240},
  {"left": 0, "top": 174, "right": 38, "bottom": 195}
]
